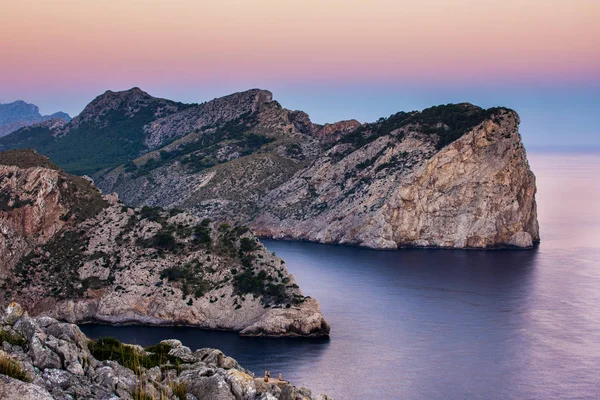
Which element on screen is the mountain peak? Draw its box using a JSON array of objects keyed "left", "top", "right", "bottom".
[{"left": 69, "top": 87, "right": 161, "bottom": 129}]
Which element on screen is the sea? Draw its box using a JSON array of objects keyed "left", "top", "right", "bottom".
[{"left": 81, "top": 152, "right": 600, "bottom": 400}]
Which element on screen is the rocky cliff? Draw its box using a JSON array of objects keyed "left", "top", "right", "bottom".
[
  {"left": 0, "top": 303, "right": 332, "bottom": 399},
  {"left": 0, "top": 89, "right": 539, "bottom": 249},
  {"left": 0, "top": 101, "right": 71, "bottom": 138},
  {"left": 0, "top": 150, "right": 329, "bottom": 337},
  {"left": 251, "top": 107, "right": 539, "bottom": 249}
]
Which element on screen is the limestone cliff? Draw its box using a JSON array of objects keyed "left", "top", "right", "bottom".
[
  {"left": 0, "top": 303, "right": 332, "bottom": 399},
  {"left": 0, "top": 150, "right": 329, "bottom": 337},
  {"left": 252, "top": 108, "right": 539, "bottom": 249}
]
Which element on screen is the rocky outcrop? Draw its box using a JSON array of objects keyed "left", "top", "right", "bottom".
[
  {"left": 251, "top": 109, "right": 539, "bottom": 249},
  {"left": 0, "top": 149, "right": 107, "bottom": 274},
  {"left": 0, "top": 150, "right": 329, "bottom": 337},
  {"left": 0, "top": 303, "right": 332, "bottom": 399},
  {"left": 0, "top": 101, "right": 71, "bottom": 138}
]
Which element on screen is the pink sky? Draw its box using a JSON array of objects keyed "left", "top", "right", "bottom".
[{"left": 1, "top": 0, "right": 598, "bottom": 92}]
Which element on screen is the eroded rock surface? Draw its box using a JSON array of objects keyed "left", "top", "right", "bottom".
[{"left": 0, "top": 304, "right": 332, "bottom": 399}]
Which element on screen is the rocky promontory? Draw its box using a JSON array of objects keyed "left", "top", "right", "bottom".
[
  {"left": 0, "top": 88, "right": 540, "bottom": 249},
  {"left": 0, "top": 303, "right": 332, "bottom": 399},
  {"left": 0, "top": 149, "right": 329, "bottom": 337}
]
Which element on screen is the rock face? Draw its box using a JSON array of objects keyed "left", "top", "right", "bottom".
[
  {"left": 0, "top": 89, "right": 539, "bottom": 249},
  {"left": 0, "top": 150, "right": 329, "bottom": 337},
  {"left": 251, "top": 109, "right": 539, "bottom": 249},
  {"left": 0, "top": 101, "right": 71, "bottom": 138},
  {"left": 0, "top": 304, "right": 332, "bottom": 399}
]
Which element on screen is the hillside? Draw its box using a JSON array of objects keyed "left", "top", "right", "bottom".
[
  {"left": 0, "top": 89, "right": 540, "bottom": 249},
  {"left": 0, "top": 149, "right": 329, "bottom": 337}
]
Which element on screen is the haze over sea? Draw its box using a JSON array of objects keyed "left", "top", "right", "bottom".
[{"left": 81, "top": 151, "right": 600, "bottom": 400}]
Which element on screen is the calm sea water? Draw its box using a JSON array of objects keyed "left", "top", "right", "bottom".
[{"left": 81, "top": 152, "right": 600, "bottom": 400}]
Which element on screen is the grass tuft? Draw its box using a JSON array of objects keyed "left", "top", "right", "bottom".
[{"left": 0, "top": 352, "right": 31, "bottom": 382}]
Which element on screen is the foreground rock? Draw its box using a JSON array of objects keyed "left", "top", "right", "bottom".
[
  {"left": 0, "top": 88, "right": 539, "bottom": 249},
  {"left": 0, "top": 304, "right": 332, "bottom": 399},
  {"left": 0, "top": 150, "right": 329, "bottom": 337}
]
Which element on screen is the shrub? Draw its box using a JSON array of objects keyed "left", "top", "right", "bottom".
[
  {"left": 88, "top": 337, "right": 179, "bottom": 371},
  {"left": 233, "top": 270, "right": 265, "bottom": 295},
  {"left": 239, "top": 237, "right": 257, "bottom": 252},
  {"left": 153, "top": 230, "right": 177, "bottom": 250},
  {"left": 160, "top": 267, "right": 186, "bottom": 281},
  {"left": 124, "top": 161, "right": 137, "bottom": 173},
  {"left": 193, "top": 222, "right": 212, "bottom": 245},
  {"left": 139, "top": 206, "right": 163, "bottom": 222}
]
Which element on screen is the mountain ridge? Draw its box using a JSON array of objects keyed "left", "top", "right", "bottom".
[{"left": 0, "top": 88, "right": 539, "bottom": 249}]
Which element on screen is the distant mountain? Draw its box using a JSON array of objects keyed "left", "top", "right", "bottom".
[
  {"left": 0, "top": 100, "right": 71, "bottom": 138},
  {"left": 0, "top": 88, "right": 540, "bottom": 249}
]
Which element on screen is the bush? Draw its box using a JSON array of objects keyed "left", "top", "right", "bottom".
[
  {"left": 234, "top": 270, "right": 266, "bottom": 295},
  {"left": 153, "top": 230, "right": 177, "bottom": 250},
  {"left": 139, "top": 206, "right": 163, "bottom": 222},
  {"left": 124, "top": 161, "right": 137, "bottom": 173},
  {"left": 89, "top": 337, "right": 179, "bottom": 371},
  {"left": 193, "top": 222, "right": 212, "bottom": 245},
  {"left": 160, "top": 267, "right": 186, "bottom": 281},
  {"left": 239, "top": 237, "right": 257, "bottom": 252}
]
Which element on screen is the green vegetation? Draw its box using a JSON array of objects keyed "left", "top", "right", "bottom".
[
  {"left": 0, "top": 353, "right": 30, "bottom": 382},
  {"left": 338, "top": 112, "right": 410, "bottom": 149},
  {"left": 0, "top": 194, "right": 33, "bottom": 212},
  {"left": 410, "top": 104, "right": 506, "bottom": 149},
  {"left": 57, "top": 174, "right": 108, "bottom": 222},
  {"left": 170, "top": 381, "right": 188, "bottom": 400},
  {"left": 333, "top": 104, "right": 507, "bottom": 156},
  {"left": 0, "top": 149, "right": 59, "bottom": 170},
  {"left": 88, "top": 337, "right": 180, "bottom": 371},
  {"left": 153, "top": 229, "right": 177, "bottom": 250},
  {"left": 139, "top": 206, "right": 165, "bottom": 223},
  {"left": 160, "top": 261, "right": 210, "bottom": 299},
  {"left": 0, "top": 330, "right": 26, "bottom": 347},
  {"left": 0, "top": 99, "right": 188, "bottom": 175},
  {"left": 10, "top": 230, "right": 92, "bottom": 300},
  {"left": 233, "top": 269, "right": 288, "bottom": 304},
  {"left": 131, "top": 112, "right": 274, "bottom": 176},
  {"left": 239, "top": 237, "right": 258, "bottom": 252},
  {"left": 193, "top": 219, "right": 212, "bottom": 245}
]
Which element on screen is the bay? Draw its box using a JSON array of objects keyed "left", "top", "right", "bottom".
[{"left": 81, "top": 152, "right": 600, "bottom": 400}]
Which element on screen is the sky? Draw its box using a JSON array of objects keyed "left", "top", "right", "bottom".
[{"left": 1, "top": 0, "right": 598, "bottom": 150}]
